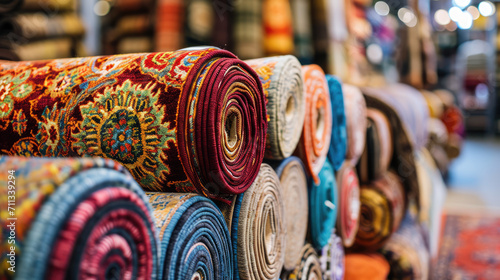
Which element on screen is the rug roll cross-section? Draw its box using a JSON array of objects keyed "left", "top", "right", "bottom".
[
  {"left": 274, "top": 156, "right": 309, "bottom": 271},
  {"left": 342, "top": 84, "right": 367, "bottom": 165},
  {"left": 287, "top": 244, "right": 323, "bottom": 280},
  {"left": 295, "top": 65, "right": 332, "bottom": 184},
  {"left": 0, "top": 48, "right": 267, "bottom": 202},
  {"left": 218, "top": 163, "right": 285, "bottom": 280},
  {"left": 353, "top": 171, "right": 405, "bottom": 251},
  {"left": 0, "top": 156, "right": 158, "bottom": 280},
  {"left": 320, "top": 232, "right": 345, "bottom": 280},
  {"left": 336, "top": 163, "right": 361, "bottom": 248},
  {"left": 245, "top": 55, "right": 306, "bottom": 160},
  {"left": 309, "top": 159, "right": 338, "bottom": 250},
  {"left": 147, "top": 193, "right": 233, "bottom": 280}
]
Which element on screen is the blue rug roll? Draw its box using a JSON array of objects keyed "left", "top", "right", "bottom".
[
  {"left": 326, "top": 75, "right": 347, "bottom": 171},
  {"left": 147, "top": 193, "right": 233, "bottom": 280},
  {"left": 309, "top": 159, "right": 339, "bottom": 249}
]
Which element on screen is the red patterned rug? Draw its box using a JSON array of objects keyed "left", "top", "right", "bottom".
[{"left": 432, "top": 213, "right": 500, "bottom": 280}]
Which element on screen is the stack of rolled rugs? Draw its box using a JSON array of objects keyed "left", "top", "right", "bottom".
[{"left": 0, "top": 48, "right": 441, "bottom": 280}]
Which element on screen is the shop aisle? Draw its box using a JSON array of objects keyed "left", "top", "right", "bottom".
[{"left": 445, "top": 136, "right": 500, "bottom": 213}]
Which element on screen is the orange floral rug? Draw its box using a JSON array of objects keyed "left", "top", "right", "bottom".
[{"left": 432, "top": 214, "right": 500, "bottom": 280}]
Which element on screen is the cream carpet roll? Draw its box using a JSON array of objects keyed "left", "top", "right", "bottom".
[
  {"left": 219, "top": 163, "right": 285, "bottom": 280},
  {"left": 274, "top": 157, "right": 309, "bottom": 271},
  {"left": 287, "top": 244, "right": 323, "bottom": 280},
  {"left": 246, "top": 56, "right": 306, "bottom": 159}
]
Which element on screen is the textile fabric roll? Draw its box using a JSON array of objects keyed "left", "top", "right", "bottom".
[
  {"left": 218, "top": 163, "right": 285, "bottom": 280},
  {"left": 287, "top": 244, "right": 323, "bottom": 280},
  {"left": 325, "top": 75, "right": 347, "bottom": 171},
  {"left": 233, "top": 0, "right": 263, "bottom": 59},
  {"left": 263, "top": 0, "right": 294, "bottom": 55},
  {"left": 147, "top": 193, "right": 232, "bottom": 280},
  {"left": 357, "top": 108, "right": 393, "bottom": 183},
  {"left": 344, "top": 253, "right": 390, "bottom": 280},
  {"left": 309, "top": 159, "right": 338, "bottom": 250},
  {"left": 336, "top": 163, "right": 361, "bottom": 248},
  {"left": 0, "top": 0, "right": 22, "bottom": 13},
  {"left": 295, "top": 65, "right": 332, "bottom": 184},
  {"left": 274, "top": 156, "right": 309, "bottom": 271},
  {"left": 342, "top": 84, "right": 367, "bottom": 165},
  {"left": 245, "top": 55, "right": 305, "bottom": 159},
  {"left": 0, "top": 156, "right": 158, "bottom": 280},
  {"left": 0, "top": 48, "right": 267, "bottom": 202},
  {"left": 353, "top": 171, "right": 405, "bottom": 251},
  {"left": 381, "top": 213, "right": 430, "bottom": 280},
  {"left": 320, "top": 232, "right": 345, "bottom": 280}
]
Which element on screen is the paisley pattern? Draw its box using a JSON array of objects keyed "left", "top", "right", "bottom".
[{"left": 0, "top": 49, "right": 267, "bottom": 200}]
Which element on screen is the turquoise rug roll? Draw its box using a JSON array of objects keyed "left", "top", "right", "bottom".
[
  {"left": 309, "top": 159, "right": 338, "bottom": 250},
  {"left": 326, "top": 75, "right": 347, "bottom": 171},
  {"left": 147, "top": 193, "right": 233, "bottom": 280}
]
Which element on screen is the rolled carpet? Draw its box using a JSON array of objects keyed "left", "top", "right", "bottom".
[
  {"left": 286, "top": 244, "right": 323, "bottom": 280},
  {"left": 357, "top": 108, "right": 393, "bottom": 183},
  {"left": 309, "top": 159, "right": 338, "bottom": 250},
  {"left": 295, "top": 65, "right": 332, "bottom": 184},
  {"left": 147, "top": 193, "right": 233, "bottom": 280},
  {"left": 0, "top": 48, "right": 267, "bottom": 202},
  {"left": 353, "top": 171, "right": 405, "bottom": 251},
  {"left": 342, "top": 84, "right": 367, "bottom": 165},
  {"left": 263, "top": 0, "right": 294, "bottom": 55},
  {"left": 0, "top": 156, "right": 158, "bottom": 280},
  {"left": 245, "top": 55, "right": 305, "bottom": 160},
  {"left": 274, "top": 156, "right": 309, "bottom": 271},
  {"left": 344, "top": 253, "right": 390, "bottom": 280},
  {"left": 320, "top": 232, "right": 345, "bottom": 280},
  {"left": 218, "top": 163, "right": 285, "bottom": 280},
  {"left": 336, "top": 163, "right": 361, "bottom": 248},
  {"left": 325, "top": 75, "right": 347, "bottom": 171}
]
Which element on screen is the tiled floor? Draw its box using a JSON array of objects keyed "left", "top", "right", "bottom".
[{"left": 445, "top": 136, "right": 500, "bottom": 214}]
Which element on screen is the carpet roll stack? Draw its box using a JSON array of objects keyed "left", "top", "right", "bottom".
[
  {"left": 325, "top": 75, "right": 347, "bottom": 171},
  {"left": 0, "top": 48, "right": 267, "bottom": 201},
  {"left": 274, "top": 157, "right": 309, "bottom": 271},
  {"left": 219, "top": 163, "right": 285, "bottom": 280},
  {"left": 320, "top": 233, "right": 345, "bottom": 280},
  {"left": 353, "top": 171, "right": 405, "bottom": 251},
  {"left": 147, "top": 193, "right": 233, "bottom": 280},
  {"left": 245, "top": 55, "right": 306, "bottom": 160},
  {"left": 342, "top": 84, "right": 367, "bottom": 165},
  {"left": 286, "top": 244, "right": 323, "bottom": 280},
  {"left": 357, "top": 108, "right": 393, "bottom": 183},
  {"left": 295, "top": 65, "right": 332, "bottom": 184},
  {"left": 336, "top": 163, "right": 361, "bottom": 248},
  {"left": 309, "top": 159, "right": 338, "bottom": 250},
  {"left": 0, "top": 156, "right": 158, "bottom": 280}
]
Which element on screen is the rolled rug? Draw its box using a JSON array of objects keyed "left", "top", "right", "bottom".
[
  {"left": 0, "top": 48, "right": 267, "bottom": 202},
  {"left": 0, "top": 156, "right": 158, "bottom": 280},
  {"left": 357, "top": 108, "right": 393, "bottom": 183},
  {"left": 381, "top": 213, "right": 430, "bottom": 280},
  {"left": 325, "top": 75, "right": 347, "bottom": 171},
  {"left": 344, "top": 253, "right": 390, "bottom": 280},
  {"left": 287, "top": 244, "right": 323, "bottom": 280},
  {"left": 353, "top": 171, "right": 405, "bottom": 251},
  {"left": 273, "top": 156, "right": 309, "bottom": 271},
  {"left": 335, "top": 163, "right": 361, "bottom": 248},
  {"left": 342, "top": 84, "right": 367, "bottom": 165},
  {"left": 245, "top": 55, "right": 305, "bottom": 160},
  {"left": 218, "top": 163, "right": 285, "bottom": 280},
  {"left": 148, "top": 193, "right": 233, "bottom": 280},
  {"left": 320, "top": 232, "right": 345, "bottom": 280},
  {"left": 309, "top": 159, "right": 338, "bottom": 250},
  {"left": 295, "top": 65, "right": 332, "bottom": 184},
  {"left": 155, "top": 0, "right": 183, "bottom": 51}
]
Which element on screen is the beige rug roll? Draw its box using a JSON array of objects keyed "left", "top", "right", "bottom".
[
  {"left": 286, "top": 244, "right": 323, "bottom": 280},
  {"left": 219, "top": 163, "right": 286, "bottom": 280}
]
